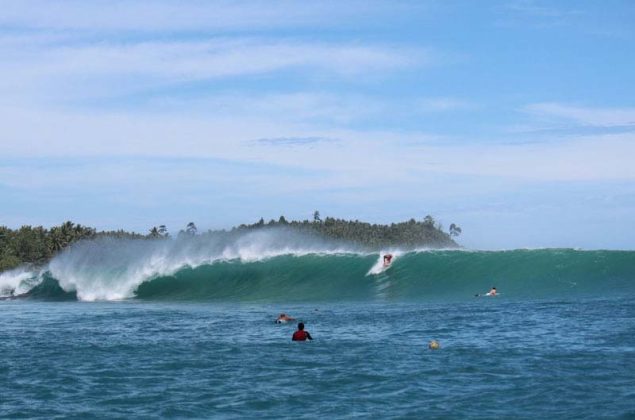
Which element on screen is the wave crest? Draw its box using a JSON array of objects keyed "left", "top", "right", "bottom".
[{"left": 2, "top": 231, "right": 634, "bottom": 302}]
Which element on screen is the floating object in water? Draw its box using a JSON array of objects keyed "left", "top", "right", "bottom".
[{"left": 428, "top": 340, "right": 440, "bottom": 350}]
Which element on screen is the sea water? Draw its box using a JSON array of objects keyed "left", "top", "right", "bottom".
[
  {"left": 1, "top": 234, "right": 635, "bottom": 418},
  {"left": 2, "top": 297, "right": 634, "bottom": 418}
]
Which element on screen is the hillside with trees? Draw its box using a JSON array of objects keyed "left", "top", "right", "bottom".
[
  {"left": 0, "top": 214, "right": 460, "bottom": 272},
  {"left": 231, "top": 212, "right": 458, "bottom": 250}
]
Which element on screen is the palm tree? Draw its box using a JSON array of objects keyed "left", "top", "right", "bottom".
[
  {"left": 158, "top": 225, "right": 168, "bottom": 237},
  {"left": 186, "top": 222, "right": 197, "bottom": 235},
  {"left": 61, "top": 221, "right": 75, "bottom": 243}
]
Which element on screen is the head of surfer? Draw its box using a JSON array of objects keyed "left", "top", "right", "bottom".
[{"left": 297, "top": 322, "right": 305, "bottom": 330}]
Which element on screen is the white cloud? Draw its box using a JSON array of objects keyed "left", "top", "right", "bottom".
[
  {"left": 0, "top": 36, "right": 422, "bottom": 105},
  {"left": 252, "top": 137, "right": 339, "bottom": 147},
  {"left": 0, "top": 0, "right": 378, "bottom": 33},
  {"left": 2, "top": 105, "right": 635, "bottom": 185},
  {"left": 524, "top": 103, "right": 635, "bottom": 127},
  {"left": 171, "top": 92, "right": 389, "bottom": 125}
]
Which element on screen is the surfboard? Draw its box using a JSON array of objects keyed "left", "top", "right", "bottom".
[{"left": 367, "top": 253, "right": 397, "bottom": 276}]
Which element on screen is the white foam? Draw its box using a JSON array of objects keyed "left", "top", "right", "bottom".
[
  {"left": 0, "top": 267, "right": 40, "bottom": 297},
  {"left": 44, "top": 228, "right": 364, "bottom": 301},
  {"left": 366, "top": 250, "right": 403, "bottom": 275}
]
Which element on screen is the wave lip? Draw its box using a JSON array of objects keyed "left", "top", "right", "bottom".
[
  {"left": 15, "top": 228, "right": 363, "bottom": 301},
  {"left": 0, "top": 266, "right": 41, "bottom": 297}
]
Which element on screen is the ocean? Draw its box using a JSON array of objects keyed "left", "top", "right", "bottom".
[{"left": 1, "top": 231, "right": 634, "bottom": 418}]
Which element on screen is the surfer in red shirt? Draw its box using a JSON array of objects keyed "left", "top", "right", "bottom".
[{"left": 292, "top": 322, "right": 313, "bottom": 341}]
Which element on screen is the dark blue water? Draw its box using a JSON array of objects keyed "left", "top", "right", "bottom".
[{"left": 2, "top": 296, "right": 634, "bottom": 418}]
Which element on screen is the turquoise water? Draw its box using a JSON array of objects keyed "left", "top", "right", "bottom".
[
  {"left": 1, "top": 236, "right": 635, "bottom": 417},
  {"left": 1, "top": 298, "right": 634, "bottom": 418}
]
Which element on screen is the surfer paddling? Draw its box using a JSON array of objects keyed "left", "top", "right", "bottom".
[
  {"left": 383, "top": 254, "right": 393, "bottom": 267},
  {"left": 275, "top": 313, "right": 295, "bottom": 324},
  {"left": 474, "top": 286, "right": 498, "bottom": 297}
]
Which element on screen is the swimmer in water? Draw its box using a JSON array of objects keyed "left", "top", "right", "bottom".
[
  {"left": 292, "top": 322, "right": 313, "bottom": 341},
  {"left": 383, "top": 254, "right": 393, "bottom": 267},
  {"left": 275, "top": 313, "right": 295, "bottom": 324},
  {"left": 486, "top": 287, "right": 497, "bottom": 296}
]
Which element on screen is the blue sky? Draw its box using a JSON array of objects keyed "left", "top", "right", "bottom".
[{"left": 1, "top": 0, "right": 634, "bottom": 249}]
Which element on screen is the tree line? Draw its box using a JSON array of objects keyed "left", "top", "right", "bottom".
[
  {"left": 1, "top": 214, "right": 461, "bottom": 272},
  {"left": 229, "top": 211, "right": 460, "bottom": 249},
  {"left": 0, "top": 221, "right": 144, "bottom": 272}
]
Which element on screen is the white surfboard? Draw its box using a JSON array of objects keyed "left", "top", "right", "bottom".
[{"left": 366, "top": 253, "right": 397, "bottom": 275}]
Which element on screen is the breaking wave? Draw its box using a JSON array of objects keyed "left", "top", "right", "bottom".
[{"left": 1, "top": 229, "right": 634, "bottom": 302}]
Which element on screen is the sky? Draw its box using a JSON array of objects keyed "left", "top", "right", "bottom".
[{"left": 1, "top": 0, "right": 634, "bottom": 250}]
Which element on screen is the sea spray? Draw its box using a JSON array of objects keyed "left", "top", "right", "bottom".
[
  {"left": 28, "top": 228, "right": 360, "bottom": 301},
  {"left": 0, "top": 266, "right": 42, "bottom": 296},
  {"left": 2, "top": 229, "right": 634, "bottom": 302}
]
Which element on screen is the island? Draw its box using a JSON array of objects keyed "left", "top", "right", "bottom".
[{"left": 0, "top": 212, "right": 461, "bottom": 273}]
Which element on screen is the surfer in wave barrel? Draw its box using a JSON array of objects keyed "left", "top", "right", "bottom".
[{"left": 383, "top": 254, "right": 393, "bottom": 267}]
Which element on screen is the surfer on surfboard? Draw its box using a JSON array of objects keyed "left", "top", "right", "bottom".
[
  {"left": 383, "top": 254, "right": 393, "bottom": 267},
  {"left": 275, "top": 313, "right": 295, "bottom": 324},
  {"left": 475, "top": 286, "right": 498, "bottom": 297}
]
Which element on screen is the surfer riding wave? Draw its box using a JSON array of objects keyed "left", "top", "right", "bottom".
[{"left": 383, "top": 254, "right": 393, "bottom": 267}]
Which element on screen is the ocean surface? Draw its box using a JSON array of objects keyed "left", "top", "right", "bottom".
[{"left": 1, "top": 232, "right": 634, "bottom": 418}]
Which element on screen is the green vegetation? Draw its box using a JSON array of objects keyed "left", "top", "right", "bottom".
[
  {"left": 232, "top": 213, "right": 459, "bottom": 250},
  {"left": 0, "top": 221, "right": 144, "bottom": 272},
  {"left": 1, "top": 214, "right": 460, "bottom": 273}
]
